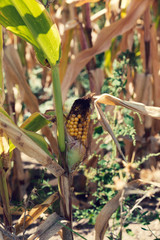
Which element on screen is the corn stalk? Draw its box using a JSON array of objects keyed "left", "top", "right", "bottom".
[
  {"left": 51, "top": 64, "right": 73, "bottom": 239},
  {"left": 0, "top": 1, "right": 74, "bottom": 238},
  {"left": 0, "top": 25, "right": 12, "bottom": 231}
]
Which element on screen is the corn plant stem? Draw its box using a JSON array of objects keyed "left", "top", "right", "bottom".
[
  {"left": 51, "top": 64, "right": 65, "bottom": 153},
  {"left": 51, "top": 65, "right": 73, "bottom": 239},
  {"left": 0, "top": 159, "right": 12, "bottom": 229},
  {"left": 0, "top": 25, "right": 4, "bottom": 106}
]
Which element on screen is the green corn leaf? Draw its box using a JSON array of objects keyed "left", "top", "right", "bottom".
[
  {"left": 0, "top": 108, "right": 52, "bottom": 158},
  {"left": 0, "top": 0, "right": 61, "bottom": 66},
  {"left": 20, "top": 112, "right": 50, "bottom": 132},
  {"left": 22, "top": 129, "right": 53, "bottom": 159},
  {"left": 0, "top": 106, "right": 14, "bottom": 120}
]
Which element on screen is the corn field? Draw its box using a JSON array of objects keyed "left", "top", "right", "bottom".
[{"left": 0, "top": 0, "right": 160, "bottom": 239}]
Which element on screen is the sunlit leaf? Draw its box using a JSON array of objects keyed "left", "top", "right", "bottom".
[
  {"left": 20, "top": 112, "right": 50, "bottom": 132},
  {"left": 0, "top": 0, "right": 61, "bottom": 66},
  {"left": 22, "top": 129, "right": 53, "bottom": 158}
]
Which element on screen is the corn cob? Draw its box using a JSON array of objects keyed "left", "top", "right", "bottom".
[
  {"left": 66, "top": 97, "right": 91, "bottom": 145},
  {"left": 65, "top": 95, "right": 92, "bottom": 171}
]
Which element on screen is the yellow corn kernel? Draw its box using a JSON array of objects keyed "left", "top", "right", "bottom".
[
  {"left": 69, "top": 128, "right": 74, "bottom": 132},
  {"left": 78, "top": 123, "right": 83, "bottom": 128},
  {"left": 74, "top": 128, "right": 78, "bottom": 132},
  {"left": 77, "top": 114, "right": 81, "bottom": 119},
  {"left": 82, "top": 135, "right": 86, "bottom": 140},
  {"left": 73, "top": 124, "right": 77, "bottom": 128},
  {"left": 78, "top": 131, "right": 82, "bottom": 135},
  {"left": 74, "top": 117, "right": 79, "bottom": 122}
]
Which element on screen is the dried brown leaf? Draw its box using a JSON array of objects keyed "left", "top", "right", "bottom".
[
  {"left": 28, "top": 213, "right": 67, "bottom": 240},
  {"left": 95, "top": 190, "right": 122, "bottom": 240},
  {"left": 15, "top": 192, "right": 59, "bottom": 234},
  {"left": 150, "top": 24, "right": 160, "bottom": 107},
  {"left": 95, "top": 180, "right": 142, "bottom": 240},
  {"left": 89, "top": 68, "right": 104, "bottom": 94},
  {"left": 94, "top": 102, "right": 126, "bottom": 161},
  {"left": 62, "top": 0, "right": 151, "bottom": 102},
  {"left": 120, "top": 29, "right": 134, "bottom": 52},
  {"left": 94, "top": 94, "right": 160, "bottom": 119},
  {"left": 75, "top": 0, "right": 101, "bottom": 7},
  {"left": 133, "top": 73, "right": 153, "bottom": 135},
  {"left": 66, "top": 0, "right": 100, "bottom": 5},
  {"left": 4, "top": 45, "right": 39, "bottom": 113}
]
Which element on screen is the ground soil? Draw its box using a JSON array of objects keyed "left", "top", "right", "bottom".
[{"left": 15, "top": 153, "right": 160, "bottom": 240}]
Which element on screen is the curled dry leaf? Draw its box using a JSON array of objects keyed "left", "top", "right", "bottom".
[
  {"left": 95, "top": 190, "right": 122, "bottom": 240},
  {"left": 95, "top": 180, "right": 142, "bottom": 240},
  {"left": 61, "top": 0, "right": 151, "bottom": 102},
  {"left": 94, "top": 93, "right": 160, "bottom": 170},
  {"left": 15, "top": 192, "right": 59, "bottom": 234},
  {"left": 0, "top": 113, "right": 64, "bottom": 177},
  {"left": 94, "top": 102, "right": 126, "bottom": 161},
  {"left": 94, "top": 93, "right": 160, "bottom": 119}
]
